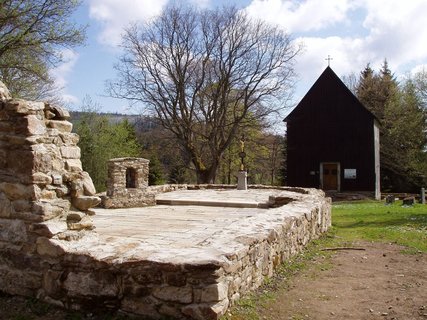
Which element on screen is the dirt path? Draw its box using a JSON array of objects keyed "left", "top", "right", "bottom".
[{"left": 263, "top": 242, "right": 427, "bottom": 320}]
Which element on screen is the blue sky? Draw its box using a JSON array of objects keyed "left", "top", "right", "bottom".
[{"left": 55, "top": 0, "right": 427, "bottom": 116}]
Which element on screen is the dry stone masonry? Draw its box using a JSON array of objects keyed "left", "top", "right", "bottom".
[
  {"left": 0, "top": 81, "right": 100, "bottom": 294},
  {"left": 0, "top": 81, "right": 332, "bottom": 320}
]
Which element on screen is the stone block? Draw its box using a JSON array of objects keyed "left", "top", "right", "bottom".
[
  {"left": 0, "top": 193, "right": 13, "bottom": 217},
  {"left": 63, "top": 271, "right": 119, "bottom": 297},
  {"left": 47, "top": 120, "right": 73, "bottom": 133},
  {"left": 0, "top": 218, "right": 28, "bottom": 242},
  {"left": 5, "top": 99, "right": 44, "bottom": 114},
  {"left": 67, "top": 215, "right": 94, "bottom": 231},
  {"left": 46, "top": 104, "right": 70, "bottom": 120},
  {"left": 43, "top": 270, "right": 64, "bottom": 298},
  {"left": 36, "top": 237, "right": 65, "bottom": 257},
  {"left": 0, "top": 182, "right": 38, "bottom": 201},
  {"left": 201, "top": 282, "right": 228, "bottom": 302},
  {"left": 182, "top": 299, "right": 229, "bottom": 320},
  {"left": 30, "top": 220, "right": 68, "bottom": 237},
  {"left": 32, "top": 173, "right": 53, "bottom": 185},
  {"left": 5, "top": 150, "right": 34, "bottom": 176},
  {"left": 121, "top": 297, "right": 161, "bottom": 317},
  {"left": 0, "top": 267, "right": 42, "bottom": 296},
  {"left": 67, "top": 211, "right": 85, "bottom": 222},
  {"left": 152, "top": 286, "right": 193, "bottom": 303},
  {"left": 0, "top": 81, "right": 11, "bottom": 100},
  {"left": 32, "top": 199, "right": 70, "bottom": 220},
  {"left": 25, "top": 115, "right": 47, "bottom": 135},
  {"left": 65, "top": 159, "right": 82, "bottom": 172},
  {"left": 81, "top": 171, "right": 96, "bottom": 196},
  {"left": 59, "top": 132, "right": 79, "bottom": 145},
  {"left": 60, "top": 146, "right": 81, "bottom": 159},
  {"left": 72, "top": 196, "right": 101, "bottom": 211}
]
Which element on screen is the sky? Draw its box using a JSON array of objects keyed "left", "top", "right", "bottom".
[{"left": 55, "top": 0, "right": 427, "bottom": 115}]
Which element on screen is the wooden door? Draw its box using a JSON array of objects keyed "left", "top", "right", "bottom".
[{"left": 322, "top": 163, "right": 338, "bottom": 190}]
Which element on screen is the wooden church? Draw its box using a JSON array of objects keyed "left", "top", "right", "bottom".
[{"left": 284, "top": 66, "right": 381, "bottom": 199}]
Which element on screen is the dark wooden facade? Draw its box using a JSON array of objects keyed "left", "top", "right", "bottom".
[{"left": 284, "top": 66, "right": 380, "bottom": 198}]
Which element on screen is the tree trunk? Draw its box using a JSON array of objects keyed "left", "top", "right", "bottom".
[{"left": 195, "top": 163, "right": 219, "bottom": 184}]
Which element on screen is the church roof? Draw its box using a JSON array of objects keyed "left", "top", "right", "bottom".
[{"left": 284, "top": 66, "right": 378, "bottom": 122}]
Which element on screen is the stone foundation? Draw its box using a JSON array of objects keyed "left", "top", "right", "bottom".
[{"left": 0, "top": 82, "right": 331, "bottom": 320}]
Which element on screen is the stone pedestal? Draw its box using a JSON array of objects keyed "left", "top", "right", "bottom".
[{"left": 237, "top": 171, "right": 247, "bottom": 190}]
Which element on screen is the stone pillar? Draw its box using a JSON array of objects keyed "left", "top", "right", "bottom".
[
  {"left": 237, "top": 171, "right": 247, "bottom": 190},
  {"left": 421, "top": 187, "right": 425, "bottom": 204}
]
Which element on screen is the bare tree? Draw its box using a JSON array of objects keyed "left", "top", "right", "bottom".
[{"left": 109, "top": 5, "right": 301, "bottom": 183}]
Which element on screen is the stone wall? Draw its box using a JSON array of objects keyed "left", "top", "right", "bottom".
[
  {"left": 101, "top": 158, "right": 190, "bottom": 208},
  {"left": 35, "top": 188, "right": 331, "bottom": 320},
  {"left": 0, "top": 82, "right": 100, "bottom": 296}
]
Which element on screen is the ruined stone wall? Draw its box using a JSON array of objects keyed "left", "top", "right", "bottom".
[
  {"left": 35, "top": 189, "right": 331, "bottom": 320},
  {"left": 0, "top": 82, "right": 100, "bottom": 296},
  {"left": 101, "top": 158, "right": 189, "bottom": 208}
]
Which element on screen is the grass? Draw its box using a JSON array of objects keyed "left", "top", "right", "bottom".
[
  {"left": 223, "top": 199, "right": 427, "bottom": 319},
  {"left": 332, "top": 200, "right": 427, "bottom": 252}
]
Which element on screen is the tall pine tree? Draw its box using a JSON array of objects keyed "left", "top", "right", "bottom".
[{"left": 356, "top": 60, "right": 427, "bottom": 191}]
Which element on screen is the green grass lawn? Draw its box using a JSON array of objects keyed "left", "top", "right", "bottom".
[{"left": 331, "top": 200, "right": 427, "bottom": 253}]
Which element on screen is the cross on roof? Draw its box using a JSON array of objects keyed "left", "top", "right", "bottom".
[{"left": 325, "top": 55, "right": 333, "bottom": 66}]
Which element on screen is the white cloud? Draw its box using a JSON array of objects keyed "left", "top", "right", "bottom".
[
  {"left": 88, "top": 0, "right": 168, "bottom": 47},
  {"left": 50, "top": 49, "right": 80, "bottom": 104},
  {"left": 245, "top": 0, "right": 353, "bottom": 33},
  {"left": 244, "top": 0, "right": 427, "bottom": 101}
]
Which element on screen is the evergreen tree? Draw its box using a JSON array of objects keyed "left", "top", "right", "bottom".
[
  {"left": 73, "top": 99, "right": 141, "bottom": 191},
  {"left": 355, "top": 61, "right": 427, "bottom": 191}
]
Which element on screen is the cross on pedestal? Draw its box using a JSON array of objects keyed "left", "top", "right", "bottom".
[{"left": 325, "top": 55, "right": 333, "bottom": 66}]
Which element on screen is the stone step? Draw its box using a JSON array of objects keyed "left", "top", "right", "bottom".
[{"left": 155, "top": 198, "right": 268, "bottom": 208}]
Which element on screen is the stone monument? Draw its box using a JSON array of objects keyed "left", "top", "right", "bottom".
[{"left": 237, "top": 135, "right": 247, "bottom": 190}]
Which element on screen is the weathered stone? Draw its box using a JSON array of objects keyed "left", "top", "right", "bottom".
[
  {"left": 0, "top": 182, "right": 37, "bottom": 201},
  {"left": 0, "top": 268, "right": 42, "bottom": 296},
  {"left": 201, "top": 282, "right": 228, "bottom": 302},
  {"left": 67, "top": 215, "right": 94, "bottom": 230},
  {"left": 152, "top": 286, "right": 193, "bottom": 303},
  {"left": 65, "top": 159, "right": 82, "bottom": 172},
  {"left": 0, "top": 218, "right": 28, "bottom": 242},
  {"left": 32, "top": 173, "right": 53, "bottom": 185},
  {"left": 46, "top": 104, "right": 70, "bottom": 120},
  {"left": 72, "top": 196, "right": 101, "bottom": 211},
  {"left": 25, "top": 115, "right": 47, "bottom": 135},
  {"left": 40, "top": 189, "right": 57, "bottom": 200},
  {"left": 60, "top": 146, "right": 81, "bottom": 159},
  {"left": 182, "top": 299, "right": 229, "bottom": 320},
  {"left": 30, "top": 220, "right": 68, "bottom": 237},
  {"left": 121, "top": 297, "right": 161, "bottom": 317},
  {"left": 63, "top": 271, "right": 118, "bottom": 297},
  {"left": 43, "top": 270, "right": 64, "bottom": 298},
  {"left": 45, "top": 110, "right": 56, "bottom": 119},
  {"left": 0, "top": 193, "right": 13, "bottom": 218},
  {"left": 67, "top": 211, "right": 85, "bottom": 222},
  {"left": 0, "top": 81, "right": 11, "bottom": 101},
  {"left": 51, "top": 174, "right": 62, "bottom": 185},
  {"left": 47, "top": 120, "right": 73, "bottom": 133},
  {"left": 32, "top": 199, "right": 70, "bottom": 220},
  {"left": 59, "top": 132, "right": 79, "bottom": 145},
  {"left": 5, "top": 99, "right": 44, "bottom": 114},
  {"left": 76, "top": 173, "right": 94, "bottom": 197},
  {"left": 36, "top": 237, "right": 65, "bottom": 257}
]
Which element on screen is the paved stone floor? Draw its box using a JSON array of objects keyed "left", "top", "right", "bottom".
[{"left": 86, "top": 189, "right": 303, "bottom": 264}]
